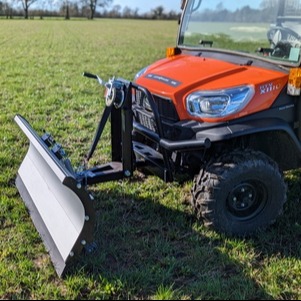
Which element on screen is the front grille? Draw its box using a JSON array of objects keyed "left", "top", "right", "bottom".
[
  {"left": 153, "top": 95, "right": 179, "bottom": 122},
  {"left": 135, "top": 108, "right": 157, "bottom": 132},
  {"left": 133, "top": 90, "right": 179, "bottom": 133}
]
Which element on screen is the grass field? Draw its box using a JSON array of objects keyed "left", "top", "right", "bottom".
[{"left": 1, "top": 19, "right": 301, "bottom": 300}]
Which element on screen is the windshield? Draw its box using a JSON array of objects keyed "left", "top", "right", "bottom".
[{"left": 179, "top": 0, "right": 301, "bottom": 66}]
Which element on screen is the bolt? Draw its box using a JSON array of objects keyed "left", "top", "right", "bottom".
[
  {"left": 69, "top": 251, "right": 74, "bottom": 257},
  {"left": 81, "top": 240, "right": 87, "bottom": 246},
  {"left": 85, "top": 216, "right": 90, "bottom": 221},
  {"left": 249, "top": 194, "right": 253, "bottom": 198},
  {"left": 77, "top": 183, "right": 82, "bottom": 189},
  {"left": 124, "top": 170, "right": 131, "bottom": 177},
  {"left": 233, "top": 197, "right": 237, "bottom": 202},
  {"left": 241, "top": 188, "right": 245, "bottom": 193},
  {"left": 89, "top": 194, "right": 94, "bottom": 201}
]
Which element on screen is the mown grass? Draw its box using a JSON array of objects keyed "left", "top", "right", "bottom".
[{"left": 1, "top": 19, "right": 301, "bottom": 300}]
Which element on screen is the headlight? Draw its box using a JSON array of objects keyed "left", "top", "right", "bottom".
[
  {"left": 186, "top": 85, "right": 255, "bottom": 118},
  {"left": 134, "top": 66, "right": 149, "bottom": 81}
]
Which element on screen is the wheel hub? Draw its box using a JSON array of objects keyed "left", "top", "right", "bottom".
[
  {"left": 229, "top": 183, "right": 256, "bottom": 210},
  {"left": 227, "top": 181, "right": 267, "bottom": 220}
]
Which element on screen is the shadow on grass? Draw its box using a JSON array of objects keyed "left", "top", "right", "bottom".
[
  {"left": 252, "top": 170, "right": 301, "bottom": 259},
  {"left": 61, "top": 172, "right": 301, "bottom": 300}
]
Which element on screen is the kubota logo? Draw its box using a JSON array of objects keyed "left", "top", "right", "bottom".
[
  {"left": 145, "top": 73, "right": 182, "bottom": 87},
  {"left": 260, "top": 82, "right": 280, "bottom": 95}
]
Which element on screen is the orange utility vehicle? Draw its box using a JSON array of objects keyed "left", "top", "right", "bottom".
[{"left": 15, "top": 0, "right": 301, "bottom": 276}]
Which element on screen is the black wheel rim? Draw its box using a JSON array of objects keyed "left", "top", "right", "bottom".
[{"left": 226, "top": 180, "right": 268, "bottom": 221}]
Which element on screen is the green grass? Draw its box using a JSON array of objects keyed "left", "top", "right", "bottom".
[
  {"left": 184, "top": 33, "right": 270, "bottom": 53},
  {"left": 1, "top": 19, "right": 301, "bottom": 300}
]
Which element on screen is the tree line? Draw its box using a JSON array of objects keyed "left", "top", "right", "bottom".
[
  {"left": 0, "top": 0, "right": 181, "bottom": 20},
  {"left": 195, "top": 5, "right": 278, "bottom": 23},
  {"left": 197, "top": 0, "right": 301, "bottom": 23}
]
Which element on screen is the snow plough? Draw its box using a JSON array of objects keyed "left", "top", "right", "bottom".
[{"left": 15, "top": 0, "right": 301, "bottom": 276}]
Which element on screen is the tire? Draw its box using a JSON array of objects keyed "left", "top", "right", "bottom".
[{"left": 191, "top": 149, "right": 287, "bottom": 236}]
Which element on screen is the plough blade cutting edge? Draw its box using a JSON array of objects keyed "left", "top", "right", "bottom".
[{"left": 14, "top": 114, "right": 95, "bottom": 277}]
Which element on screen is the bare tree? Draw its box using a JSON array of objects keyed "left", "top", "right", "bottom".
[
  {"left": 0, "top": 0, "right": 13, "bottom": 18},
  {"left": 17, "top": 0, "right": 39, "bottom": 18},
  {"left": 50, "top": 0, "right": 76, "bottom": 19},
  {"left": 109, "top": 4, "right": 121, "bottom": 18},
  {"left": 152, "top": 5, "right": 164, "bottom": 19},
  {"left": 64, "top": 0, "right": 69, "bottom": 19},
  {"left": 82, "top": 0, "right": 112, "bottom": 19}
]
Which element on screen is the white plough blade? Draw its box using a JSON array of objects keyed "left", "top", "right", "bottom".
[{"left": 14, "top": 115, "right": 95, "bottom": 277}]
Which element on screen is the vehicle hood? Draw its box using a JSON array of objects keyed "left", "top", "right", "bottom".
[{"left": 135, "top": 54, "right": 288, "bottom": 121}]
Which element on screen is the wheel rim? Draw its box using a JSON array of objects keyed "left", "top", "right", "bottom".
[{"left": 227, "top": 180, "right": 268, "bottom": 221}]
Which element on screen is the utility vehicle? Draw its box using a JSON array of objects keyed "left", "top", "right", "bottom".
[{"left": 15, "top": 0, "right": 301, "bottom": 276}]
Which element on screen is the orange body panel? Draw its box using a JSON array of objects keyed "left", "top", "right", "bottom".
[{"left": 135, "top": 54, "right": 289, "bottom": 122}]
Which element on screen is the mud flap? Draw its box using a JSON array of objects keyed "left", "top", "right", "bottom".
[{"left": 14, "top": 114, "right": 95, "bottom": 277}]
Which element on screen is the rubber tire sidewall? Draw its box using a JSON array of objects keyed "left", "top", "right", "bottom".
[{"left": 192, "top": 150, "right": 287, "bottom": 236}]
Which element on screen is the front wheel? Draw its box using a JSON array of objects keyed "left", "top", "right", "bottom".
[{"left": 191, "top": 149, "right": 287, "bottom": 236}]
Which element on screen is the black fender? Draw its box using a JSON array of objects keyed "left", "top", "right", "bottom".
[{"left": 196, "top": 118, "right": 301, "bottom": 170}]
